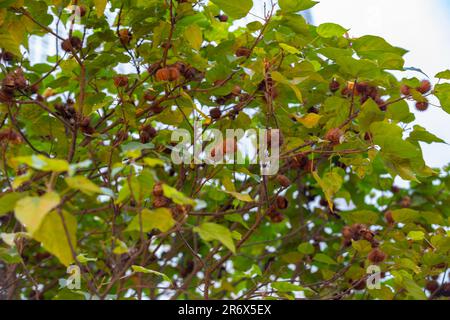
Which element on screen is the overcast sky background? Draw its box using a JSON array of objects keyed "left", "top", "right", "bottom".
[{"left": 248, "top": 0, "right": 450, "bottom": 169}]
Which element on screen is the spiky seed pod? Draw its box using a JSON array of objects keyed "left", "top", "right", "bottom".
[
  {"left": 155, "top": 68, "right": 170, "bottom": 81},
  {"left": 329, "top": 79, "right": 340, "bottom": 92},
  {"left": 276, "top": 174, "right": 291, "bottom": 188},
  {"left": 153, "top": 182, "right": 164, "bottom": 197},
  {"left": 173, "top": 61, "right": 187, "bottom": 74},
  {"left": 355, "top": 82, "right": 369, "bottom": 94},
  {"left": 118, "top": 29, "right": 132, "bottom": 45},
  {"left": 168, "top": 67, "right": 180, "bottom": 81},
  {"left": 0, "top": 89, "right": 12, "bottom": 102},
  {"left": 415, "top": 101, "right": 429, "bottom": 112},
  {"left": 216, "top": 15, "right": 228, "bottom": 22},
  {"left": 153, "top": 196, "right": 170, "bottom": 208},
  {"left": 147, "top": 62, "right": 161, "bottom": 76},
  {"left": 368, "top": 248, "right": 386, "bottom": 264},
  {"left": 425, "top": 280, "right": 439, "bottom": 293},
  {"left": 384, "top": 210, "right": 394, "bottom": 225},
  {"left": 113, "top": 75, "right": 128, "bottom": 87},
  {"left": 276, "top": 195, "right": 288, "bottom": 210},
  {"left": 342, "top": 226, "right": 353, "bottom": 239},
  {"left": 400, "top": 84, "right": 411, "bottom": 96},
  {"left": 417, "top": 79, "right": 432, "bottom": 94},
  {"left": 235, "top": 47, "right": 251, "bottom": 58},
  {"left": 209, "top": 107, "right": 222, "bottom": 119},
  {"left": 325, "top": 128, "right": 344, "bottom": 145},
  {"left": 400, "top": 195, "right": 411, "bottom": 208}
]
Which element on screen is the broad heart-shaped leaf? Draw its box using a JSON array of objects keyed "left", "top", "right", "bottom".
[
  {"left": 271, "top": 71, "right": 303, "bottom": 102},
  {"left": 14, "top": 155, "right": 69, "bottom": 172},
  {"left": 352, "top": 35, "right": 408, "bottom": 58},
  {"left": 434, "top": 83, "right": 450, "bottom": 114},
  {"left": 0, "top": 192, "right": 26, "bottom": 216},
  {"left": 162, "top": 184, "right": 196, "bottom": 206},
  {"left": 313, "top": 253, "right": 337, "bottom": 265},
  {"left": 292, "top": 113, "right": 321, "bottom": 128},
  {"left": 341, "top": 210, "right": 379, "bottom": 225},
  {"left": 435, "top": 69, "right": 450, "bottom": 80},
  {"left": 126, "top": 208, "right": 175, "bottom": 233},
  {"left": 15, "top": 192, "right": 60, "bottom": 234},
  {"left": 65, "top": 176, "right": 102, "bottom": 196},
  {"left": 131, "top": 265, "right": 172, "bottom": 284},
  {"left": 279, "top": 0, "right": 318, "bottom": 12},
  {"left": 408, "top": 125, "right": 446, "bottom": 144},
  {"left": 335, "top": 56, "right": 379, "bottom": 78},
  {"left": 358, "top": 98, "right": 385, "bottom": 131},
  {"left": 210, "top": 0, "right": 253, "bottom": 19},
  {"left": 32, "top": 210, "right": 76, "bottom": 266},
  {"left": 312, "top": 169, "right": 343, "bottom": 211},
  {"left": 185, "top": 24, "right": 202, "bottom": 51},
  {"left": 407, "top": 231, "right": 425, "bottom": 241},
  {"left": 194, "top": 222, "right": 236, "bottom": 253},
  {"left": 93, "top": 0, "right": 107, "bottom": 17},
  {"left": 317, "top": 23, "right": 347, "bottom": 38}
]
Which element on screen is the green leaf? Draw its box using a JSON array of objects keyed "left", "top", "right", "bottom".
[
  {"left": 352, "top": 240, "right": 372, "bottom": 253},
  {"left": 14, "top": 192, "right": 60, "bottom": 234},
  {"left": 434, "top": 83, "right": 450, "bottom": 114},
  {"left": 126, "top": 208, "right": 175, "bottom": 233},
  {"left": 313, "top": 169, "right": 343, "bottom": 211},
  {"left": 65, "top": 176, "right": 102, "bottom": 196},
  {"left": 279, "top": 0, "right": 318, "bottom": 12},
  {"left": 194, "top": 222, "right": 235, "bottom": 253},
  {"left": 271, "top": 71, "right": 303, "bottom": 103},
  {"left": 94, "top": 0, "right": 107, "bottom": 17},
  {"left": 407, "top": 231, "right": 425, "bottom": 241},
  {"left": 33, "top": 210, "right": 77, "bottom": 266},
  {"left": 341, "top": 210, "right": 379, "bottom": 225},
  {"left": 435, "top": 70, "right": 450, "bottom": 80},
  {"left": 162, "top": 184, "right": 196, "bottom": 206},
  {"left": 313, "top": 253, "right": 337, "bottom": 265},
  {"left": 131, "top": 265, "right": 172, "bottom": 283},
  {"left": 279, "top": 43, "right": 299, "bottom": 54},
  {"left": 0, "top": 247, "right": 22, "bottom": 264},
  {"left": 185, "top": 24, "right": 202, "bottom": 50},
  {"left": 353, "top": 35, "right": 407, "bottom": 58},
  {"left": 76, "top": 253, "right": 97, "bottom": 264},
  {"left": 358, "top": 98, "right": 385, "bottom": 131},
  {"left": 403, "top": 278, "right": 427, "bottom": 300},
  {"left": 272, "top": 282, "right": 310, "bottom": 292},
  {"left": 297, "top": 242, "right": 315, "bottom": 255},
  {"left": 391, "top": 209, "right": 420, "bottom": 223},
  {"left": 14, "top": 155, "right": 69, "bottom": 172},
  {"left": 210, "top": 0, "right": 253, "bottom": 19},
  {"left": 0, "top": 192, "right": 25, "bottom": 217},
  {"left": 317, "top": 23, "right": 347, "bottom": 38},
  {"left": 408, "top": 125, "right": 445, "bottom": 144}
]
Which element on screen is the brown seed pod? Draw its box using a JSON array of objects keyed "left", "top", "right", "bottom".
[
  {"left": 78, "top": 5, "right": 87, "bottom": 17},
  {"left": 62, "top": 36, "right": 82, "bottom": 52},
  {"left": 342, "top": 226, "right": 353, "bottom": 239},
  {"left": 231, "top": 85, "right": 242, "bottom": 96},
  {"left": 80, "top": 116, "right": 91, "bottom": 128},
  {"left": 113, "top": 75, "right": 129, "bottom": 88},
  {"left": 153, "top": 196, "right": 170, "bottom": 208},
  {"left": 149, "top": 103, "right": 164, "bottom": 114},
  {"left": 325, "top": 128, "right": 344, "bottom": 145},
  {"left": 329, "top": 79, "right": 340, "bottom": 92},
  {"left": 368, "top": 248, "right": 386, "bottom": 264},
  {"left": 143, "top": 91, "right": 157, "bottom": 101},
  {"left": 155, "top": 68, "right": 170, "bottom": 81},
  {"left": 153, "top": 182, "right": 164, "bottom": 197},
  {"left": 400, "top": 195, "right": 411, "bottom": 208},
  {"left": 355, "top": 82, "right": 369, "bottom": 95},
  {"left": 276, "top": 195, "right": 288, "bottom": 210},
  {"left": 147, "top": 62, "right": 161, "bottom": 76},
  {"left": 415, "top": 101, "right": 429, "bottom": 112},
  {"left": 139, "top": 130, "right": 151, "bottom": 144},
  {"left": 209, "top": 107, "right": 222, "bottom": 119},
  {"left": 168, "top": 67, "right": 180, "bottom": 81},
  {"left": 216, "top": 15, "right": 228, "bottom": 22},
  {"left": 384, "top": 210, "right": 394, "bottom": 225},
  {"left": 1, "top": 51, "right": 14, "bottom": 62},
  {"left": 183, "top": 67, "right": 204, "bottom": 81},
  {"left": 0, "top": 89, "right": 12, "bottom": 102},
  {"left": 235, "top": 47, "right": 251, "bottom": 58},
  {"left": 119, "top": 29, "right": 132, "bottom": 46},
  {"left": 425, "top": 280, "right": 439, "bottom": 293},
  {"left": 0, "top": 128, "right": 22, "bottom": 144},
  {"left": 276, "top": 174, "right": 291, "bottom": 188},
  {"left": 400, "top": 84, "right": 411, "bottom": 96},
  {"left": 172, "top": 61, "right": 187, "bottom": 74},
  {"left": 417, "top": 79, "right": 432, "bottom": 94}
]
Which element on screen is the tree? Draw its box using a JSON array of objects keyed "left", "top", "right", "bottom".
[{"left": 0, "top": 0, "right": 449, "bottom": 300}]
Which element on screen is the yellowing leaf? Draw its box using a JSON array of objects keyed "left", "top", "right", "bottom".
[
  {"left": 0, "top": 192, "right": 26, "bottom": 217},
  {"left": 162, "top": 184, "right": 196, "bottom": 206},
  {"left": 143, "top": 158, "right": 165, "bottom": 167},
  {"left": 194, "top": 222, "right": 236, "bottom": 253},
  {"left": 15, "top": 192, "right": 60, "bottom": 234},
  {"left": 279, "top": 43, "right": 299, "bottom": 54},
  {"left": 185, "top": 24, "right": 202, "bottom": 50},
  {"left": 94, "top": 0, "right": 107, "bottom": 17},
  {"left": 131, "top": 265, "right": 172, "bottom": 283},
  {"left": 65, "top": 176, "right": 102, "bottom": 196},
  {"left": 14, "top": 155, "right": 69, "bottom": 172},
  {"left": 223, "top": 190, "right": 253, "bottom": 202},
  {"left": 126, "top": 208, "right": 175, "bottom": 233},
  {"left": 292, "top": 113, "right": 321, "bottom": 128},
  {"left": 33, "top": 210, "right": 77, "bottom": 266}
]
